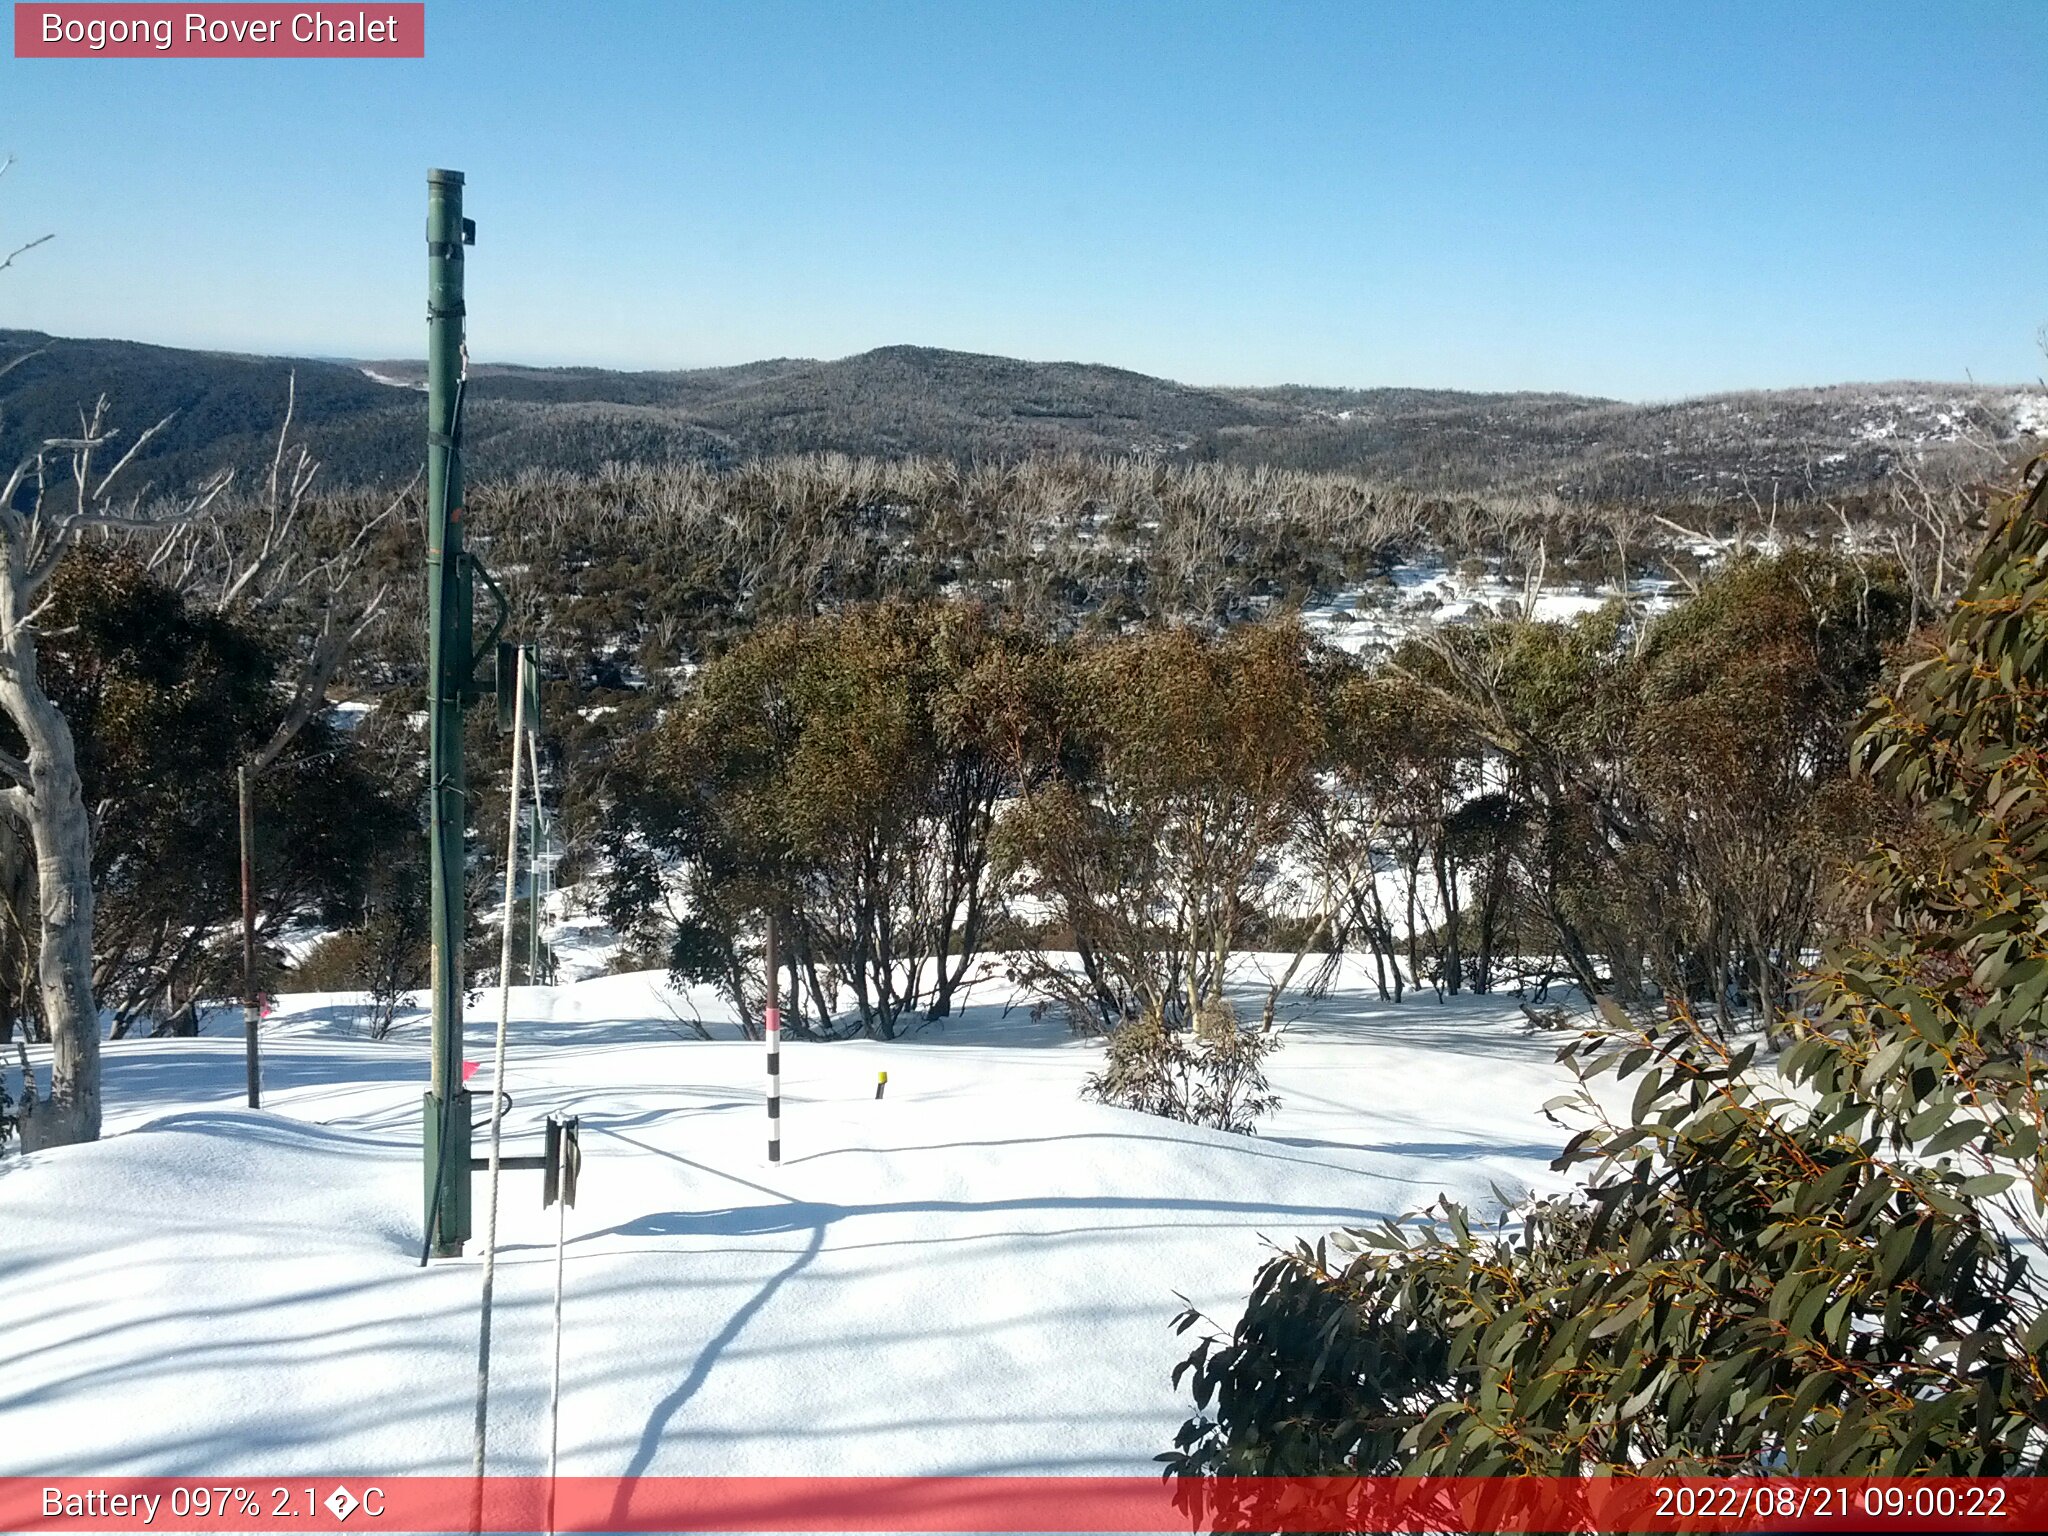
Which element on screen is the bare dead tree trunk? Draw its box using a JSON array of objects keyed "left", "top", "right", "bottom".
[{"left": 0, "top": 811, "right": 34, "bottom": 1041}]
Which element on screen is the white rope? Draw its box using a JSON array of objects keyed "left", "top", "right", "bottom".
[
  {"left": 471, "top": 643, "right": 528, "bottom": 1504},
  {"left": 545, "top": 1159, "right": 568, "bottom": 1536}
]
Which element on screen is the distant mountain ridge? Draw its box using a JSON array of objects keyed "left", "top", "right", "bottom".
[{"left": 2, "top": 330, "right": 2039, "bottom": 505}]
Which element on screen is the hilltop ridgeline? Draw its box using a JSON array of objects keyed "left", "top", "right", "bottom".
[{"left": 1, "top": 330, "right": 2039, "bottom": 504}]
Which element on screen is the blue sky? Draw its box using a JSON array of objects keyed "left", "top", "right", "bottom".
[{"left": 2, "top": 0, "right": 2043, "bottom": 399}]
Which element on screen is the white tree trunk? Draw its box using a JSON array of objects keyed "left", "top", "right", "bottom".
[{"left": 0, "top": 659, "right": 100, "bottom": 1145}]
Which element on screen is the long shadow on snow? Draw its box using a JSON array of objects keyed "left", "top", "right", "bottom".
[
  {"left": 579, "top": 1122, "right": 1388, "bottom": 1248},
  {"left": 587, "top": 1122, "right": 1168, "bottom": 1500},
  {"left": 587, "top": 1189, "right": 1380, "bottom": 1246},
  {"left": 124, "top": 1108, "right": 415, "bottom": 1154},
  {"left": 574, "top": 1111, "right": 1396, "bottom": 1492},
  {"left": 783, "top": 1127, "right": 1519, "bottom": 1180},
  {"left": 1262, "top": 1133, "right": 1560, "bottom": 1162},
  {"left": 102, "top": 1046, "right": 430, "bottom": 1112},
  {"left": 608, "top": 1217, "right": 827, "bottom": 1519}
]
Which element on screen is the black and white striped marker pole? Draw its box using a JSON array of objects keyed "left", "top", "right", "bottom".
[{"left": 765, "top": 915, "right": 781, "bottom": 1164}]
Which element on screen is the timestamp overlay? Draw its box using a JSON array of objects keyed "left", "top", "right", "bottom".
[{"left": 0, "top": 1477, "right": 2040, "bottom": 1533}]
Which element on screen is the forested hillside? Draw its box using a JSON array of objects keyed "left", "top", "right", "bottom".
[{"left": 4, "top": 328, "right": 2039, "bottom": 504}]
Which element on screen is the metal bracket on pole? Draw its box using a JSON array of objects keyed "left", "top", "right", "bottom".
[
  {"left": 493, "top": 639, "right": 538, "bottom": 735},
  {"left": 468, "top": 556, "right": 511, "bottom": 700},
  {"left": 543, "top": 1114, "right": 581, "bottom": 1209}
]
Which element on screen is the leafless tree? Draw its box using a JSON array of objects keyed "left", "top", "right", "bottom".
[{"left": 158, "top": 374, "right": 409, "bottom": 767}]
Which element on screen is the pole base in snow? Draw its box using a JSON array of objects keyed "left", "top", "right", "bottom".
[{"left": 424, "top": 1087, "right": 473, "bottom": 1256}]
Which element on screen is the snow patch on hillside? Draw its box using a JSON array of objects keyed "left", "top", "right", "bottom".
[{"left": 1303, "top": 560, "right": 1681, "bottom": 656}]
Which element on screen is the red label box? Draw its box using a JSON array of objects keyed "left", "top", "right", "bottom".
[
  {"left": 1, "top": 1476, "right": 2043, "bottom": 1533},
  {"left": 14, "top": 4, "right": 425, "bottom": 58}
]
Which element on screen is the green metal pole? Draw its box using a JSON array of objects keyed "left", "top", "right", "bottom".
[{"left": 424, "top": 168, "right": 474, "bottom": 1257}]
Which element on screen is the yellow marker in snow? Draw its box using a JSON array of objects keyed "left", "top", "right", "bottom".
[{"left": 875, "top": 1070, "right": 888, "bottom": 1101}]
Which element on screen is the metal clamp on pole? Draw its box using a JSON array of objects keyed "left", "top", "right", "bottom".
[{"left": 543, "top": 1114, "right": 581, "bottom": 1209}]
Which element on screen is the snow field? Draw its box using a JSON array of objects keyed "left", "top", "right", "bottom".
[{"left": 2, "top": 959, "right": 1590, "bottom": 1478}]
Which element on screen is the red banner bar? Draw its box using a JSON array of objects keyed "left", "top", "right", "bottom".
[
  {"left": 0, "top": 1476, "right": 2041, "bottom": 1533},
  {"left": 14, "top": 5, "right": 424, "bottom": 58}
]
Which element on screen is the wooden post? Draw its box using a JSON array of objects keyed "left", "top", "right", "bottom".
[
  {"left": 765, "top": 914, "right": 780, "bottom": 1164},
  {"left": 238, "top": 761, "right": 260, "bottom": 1110}
]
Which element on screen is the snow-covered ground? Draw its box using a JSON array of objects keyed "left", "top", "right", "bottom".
[
  {"left": 1, "top": 960, "right": 1590, "bottom": 1479},
  {"left": 1303, "top": 560, "right": 1682, "bottom": 657}
]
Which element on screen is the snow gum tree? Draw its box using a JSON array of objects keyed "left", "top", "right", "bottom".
[
  {"left": 0, "top": 401, "right": 226, "bottom": 1145},
  {"left": 12, "top": 550, "right": 403, "bottom": 1037},
  {"left": 601, "top": 600, "right": 1059, "bottom": 1039},
  {"left": 1313, "top": 664, "right": 1522, "bottom": 1001},
  {"left": 1388, "top": 551, "right": 1906, "bottom": 1032},
  {"left": 998, "top": 618, "right": 1327, "bottom": 1033}
]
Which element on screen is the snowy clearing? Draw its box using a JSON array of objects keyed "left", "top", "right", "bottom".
[
  {"left": 1301, "top": 560, "right": 1683, "bottom": 657},
  {"left": 2, "top": 961, "right": 1590, "bottom": 1478}
]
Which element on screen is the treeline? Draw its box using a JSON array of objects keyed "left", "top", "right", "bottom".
[
  {"left": 438, "top": 455, "right": 1984, "bottom": 1007},
  {"left": 0, "top": 448, "right": 1979, "bottom": 1045},
  {"left": 447, "top": 451, "right": 1985, "bottom": 696},
  {"left": 593, "top": 546, "right": 1910, "bottom": 1044},
  {"left": 184, "top": 449, "right": 1988, "bottom": 737}
]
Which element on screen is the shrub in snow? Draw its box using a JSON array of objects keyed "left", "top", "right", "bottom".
[
  {"left": 292, "top": 905, "right": 427, "bottom": 1041},
  {"left": 1001, "top": 620, "right": 1326, "bottom": 1034},
  {"left": 1165, "top": 468, "right": 2048, "bottom": 1482},
  {"left": 1084, "top": 1001, "right": 1278, "bottom": 1135}
]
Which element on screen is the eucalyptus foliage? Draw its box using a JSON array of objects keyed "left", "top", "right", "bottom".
[{"left": 1166, "top": 468, "right": 2048, "bottom": 1486}]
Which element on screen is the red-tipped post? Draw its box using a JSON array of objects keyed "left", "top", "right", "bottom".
[{"left": 765, "top": 915, "right": 781, "bottom": 1163}]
